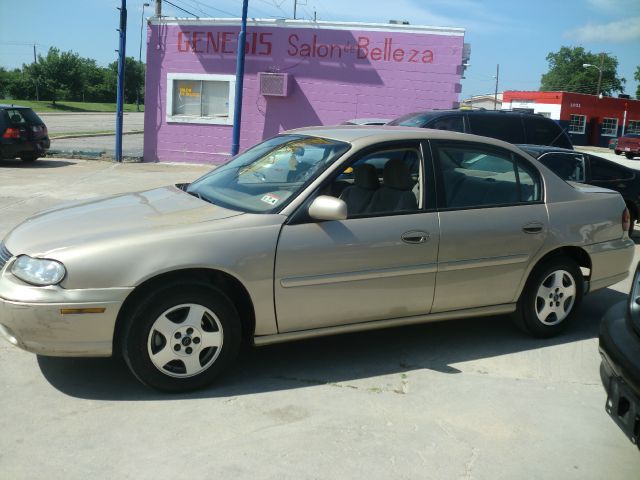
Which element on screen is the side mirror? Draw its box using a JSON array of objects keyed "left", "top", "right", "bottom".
[{"left": 308, "top": 195, "right": 347, "bottom": 221}]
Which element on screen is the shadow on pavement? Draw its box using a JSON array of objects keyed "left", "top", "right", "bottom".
[
  {"left": 37, "top": 286, "right": 627, "bottom": 401},
  {"left": 0, "top": 158, "right": 75, "bottom": 168}
]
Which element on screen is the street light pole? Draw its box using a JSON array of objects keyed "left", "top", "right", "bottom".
[
  {"left": 583, "top": 57, "right": 604, "bottom": 97},
  {"left": 137, "top": 2, "right": 150, "bottom": 112}
]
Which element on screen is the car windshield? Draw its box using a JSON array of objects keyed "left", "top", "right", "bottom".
[{"left": 186, "top": 135, "right": 350, "bottom": 213}]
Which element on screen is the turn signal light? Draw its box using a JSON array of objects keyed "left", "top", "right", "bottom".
[
  {"left": 622, "top": 208, "right": 630, "bottom": 233},
  {"left": 2, "top": 127, "right": 20, "bottom": 139}
]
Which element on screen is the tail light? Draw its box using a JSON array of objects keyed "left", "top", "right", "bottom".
[
  {"left": 2, "top": 127, "right": 21, "bottom": 139},
  {"left": 622, "top": 208, "right": 630, "bottom": 233},
  {"left": 43, "top": 125, "right": 48, "bottom": 136}
]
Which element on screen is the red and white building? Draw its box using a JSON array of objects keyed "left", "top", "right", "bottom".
[{"left": 502, "top": 91, "right": 640, "bottom": 147}]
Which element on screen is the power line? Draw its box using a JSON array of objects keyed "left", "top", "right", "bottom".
[{"left": 163, "top": 0, "right": 199, "bottom": 17}]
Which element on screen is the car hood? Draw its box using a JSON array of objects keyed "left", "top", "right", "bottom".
[{"left": 3, "top": 186, "right": 243, "bottom": 256}]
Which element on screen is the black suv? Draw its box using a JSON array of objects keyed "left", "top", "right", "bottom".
[
  {"left": 0, "top": 105, "right": 50, "bottom": 161},
  {"left": 600, "top": 262, "right": 640, "bottom": 449},
  {"left": 388, "top": 109, "right": 573, "bottom": 150}
]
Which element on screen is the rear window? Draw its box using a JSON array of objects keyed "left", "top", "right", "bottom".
[
  {"left": 388, "top": 112, "right": 436, "bottom": 127},
  {"left": 467, "top": 114, "right": 525, "bottom": 144},
  {"left": 525, "top": 117, "right": 572, "bottom": 149},
  {"left": 4, "top": 108, "right": 44, "bottom": 125}
]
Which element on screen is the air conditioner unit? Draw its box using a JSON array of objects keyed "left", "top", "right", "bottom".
[{"left": 259, "top": 72, "right": 290, "bottom": 97}]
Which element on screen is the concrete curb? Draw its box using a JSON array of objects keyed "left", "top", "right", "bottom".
[{"left": 50, "top": 130, "right": 144, "bottom": 140}]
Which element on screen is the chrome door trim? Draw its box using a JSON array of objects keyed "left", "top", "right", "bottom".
[
  {"left": 280, "top": 262, "right": 438, "bottom": 288},
  {"left": 255, "top": 303, "right": 517, "bottom": 345}
]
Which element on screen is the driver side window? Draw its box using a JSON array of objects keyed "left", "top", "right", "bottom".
[{"left": 328, "top": 146, "right": 424, "bottom": 217}]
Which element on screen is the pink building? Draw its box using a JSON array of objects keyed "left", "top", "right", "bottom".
[{"left": 144, "top": 18, "right": 466, "bottom": 164}]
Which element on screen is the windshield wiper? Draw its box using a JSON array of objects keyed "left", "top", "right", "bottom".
[{"left": 187, "top": 190, "right": 216, "bottom": 205}]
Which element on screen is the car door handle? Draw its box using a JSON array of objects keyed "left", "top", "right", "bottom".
[
  {"left": 401, "top": 231, "right": 430, "bottom": 244},
  {"left": 522, "top": 222, "right": 544, "bottom": 234}
]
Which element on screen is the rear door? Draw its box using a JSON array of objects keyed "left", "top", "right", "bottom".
[{"left": 430, "top": 140, "right": 548, "bottom": 312}]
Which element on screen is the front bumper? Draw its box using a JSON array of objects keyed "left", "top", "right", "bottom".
[
  {"left": 599, "top": 301, "right": 640, "bottom": 448},
  {"left": 0, "top": 271, "right": 132, "bottom": 357}
]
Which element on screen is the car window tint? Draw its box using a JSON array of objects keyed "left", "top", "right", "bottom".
[
  {"left": 435, "top": 142, "right": 541, "bottom": 208},
  {"left": 332, "top": 147, "right": 423, "bottom": 217},
  {"left": 7, "top": 109, "right": 27, "bottom": 125},
  {"left": 526, "top": 117, "right": 569, "bottom": 148},
  {"left": 589, "top": 156, "right": 633, "bottom": 181},
  {"left": 425, "top": 115, "right": 464, "bottom": 133},
  {"left": 538, "top": 153, "right": 586, "bottom": 182},
  {"left": 467, "top": 114, "right": 524, "bottom": 143}
]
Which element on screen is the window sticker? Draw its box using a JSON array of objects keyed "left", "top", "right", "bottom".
[{"left": 261, "top": 193, "right": 280, "bottom": 205}]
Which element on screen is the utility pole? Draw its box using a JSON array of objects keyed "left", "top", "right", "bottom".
[
  {"left": 33, "top": 44, "right": 39, "bottom": 101},
  {"left": 293, "top": 0, "right": 297, "bottom": 19},
  {"left": 494, "top": 64, "right": 499, "bottom": 110},
  {"left": 231, "top": 0, "right": 248, "bottom": 156},
  {"left": 155, "top": 0, "right": 162, "bottom": 16},
  {"left": 115, "top": 0, "right": 127, "bottom": 162}
]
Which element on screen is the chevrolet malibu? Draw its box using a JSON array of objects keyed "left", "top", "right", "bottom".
[{"left": 0, "top": 127, "right": 635, "bottom": 392}]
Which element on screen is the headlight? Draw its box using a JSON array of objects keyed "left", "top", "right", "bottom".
[{"left": 11, "top": 255, "right": 66, "bottom": 286}]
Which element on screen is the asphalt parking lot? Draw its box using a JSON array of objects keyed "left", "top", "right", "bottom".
[{"left": 1, "top": 157, "right": 639, "bottom": 479}]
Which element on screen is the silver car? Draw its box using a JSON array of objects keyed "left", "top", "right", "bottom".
[{"left": 0, "top": 127, "right": 635, "bottom": 392}]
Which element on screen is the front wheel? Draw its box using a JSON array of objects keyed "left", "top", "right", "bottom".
[
  {"left": 615, "top": 150, "right": 622, "bottom": 156},
  {"left": 121, "top": 284, "right": 241, "bottom": 392},
  {"left": 625, "top": 152, "right": 635, "bottom": 159},
  {"left": 513, "top": 257, "right": 583, "bottom": 337}
]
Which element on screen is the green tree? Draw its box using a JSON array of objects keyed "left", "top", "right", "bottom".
[
  {"left": 25, "top": 47, "right": 86, "bottom": 103},
  {"left": 108, "top": 57, "right": 145, "bottom": 104},
  {"left": 635, "top": 66, "right": 640, "bottom": 99},
  {"left": 540, "top": 47, "right": 625, "bottom": 96}
]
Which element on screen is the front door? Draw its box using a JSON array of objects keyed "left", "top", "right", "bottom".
[{"left": 274, "top": 143, "right": 440, "bottom": 333}]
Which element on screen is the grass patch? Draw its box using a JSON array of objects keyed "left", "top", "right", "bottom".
[{"left": 0, "top": 99, "right": 144, "bottom": 113}]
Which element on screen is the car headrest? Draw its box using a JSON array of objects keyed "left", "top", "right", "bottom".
[
  {"left": 383, "top": 158, "right": 413, "bottom": 190},
  {"left": 354, "top": 163, "right": 379, "bottom": 190}
]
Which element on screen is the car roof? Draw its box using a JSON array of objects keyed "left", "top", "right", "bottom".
[
  {"left": 394, "top": 109, "right": 547, "bottom": 119},
  {"left": 0, "top": 104, "right": 32, "bottom": 109},
  {"left": 285, "top": 124, "right": 526, "bottom": 150}
]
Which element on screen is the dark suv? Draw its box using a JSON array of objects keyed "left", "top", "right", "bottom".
[
  {"left": 388, "top": 109, "right": 573, "bottom": 149},
  {"left": 0, "top": 105, "right": 50, "bottom": 161}
]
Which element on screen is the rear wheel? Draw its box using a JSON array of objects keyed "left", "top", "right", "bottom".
[
  {"left": 514, "top": 257, "right": 583, "bottom": 337},
  {"left": 20, "top": 153, "right": 39, "bottom": 162},
  {"left": 615, "top": 150, "right": 622, "bottom": 155},
  {"left": 121, "top": 283, "right": 241, "bottom": 392},
  {"left": 625, "top": 152, "right": 635, "bottom": 159}
]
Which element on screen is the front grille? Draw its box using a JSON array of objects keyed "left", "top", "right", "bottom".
[{"left": 0, "top": 242, "right": 12, "bottom": 270}]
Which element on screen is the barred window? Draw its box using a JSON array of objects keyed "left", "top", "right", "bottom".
[
  {"left": 627, "top": 120, "right": 640, "bottom": 135},
  {"left": 568, "top": 114, "right": 586, "bottom": 134},
  {"left": 601, "top": 118, "right": 618, "bottom": 137}
]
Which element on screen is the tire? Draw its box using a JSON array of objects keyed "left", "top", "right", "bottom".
[
  {"left": 629, "top": 211, "right": 636, "bottom": 237},
  {"left": 513, "top": 257, "right": 583, "bottom": 337},
  {"left": 20, "top": 153, "right": 39, "bottom": 162},
  {"left": 121, "top": 283, "right": 242, "bottom": 392},
  {"left": 625, "top": 152, "right": 635, "bottom": 159},
  {"left": 615, "top": 150, "right": 622, "bottom": 156}
]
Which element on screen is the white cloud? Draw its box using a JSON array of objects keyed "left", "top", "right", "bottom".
[{"left": 566, "top": 16, "right": 640, "bottom": 42}]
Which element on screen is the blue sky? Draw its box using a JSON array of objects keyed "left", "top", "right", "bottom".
[{"left": 1, "top": 0, "right": 638, "bottom": 98}]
